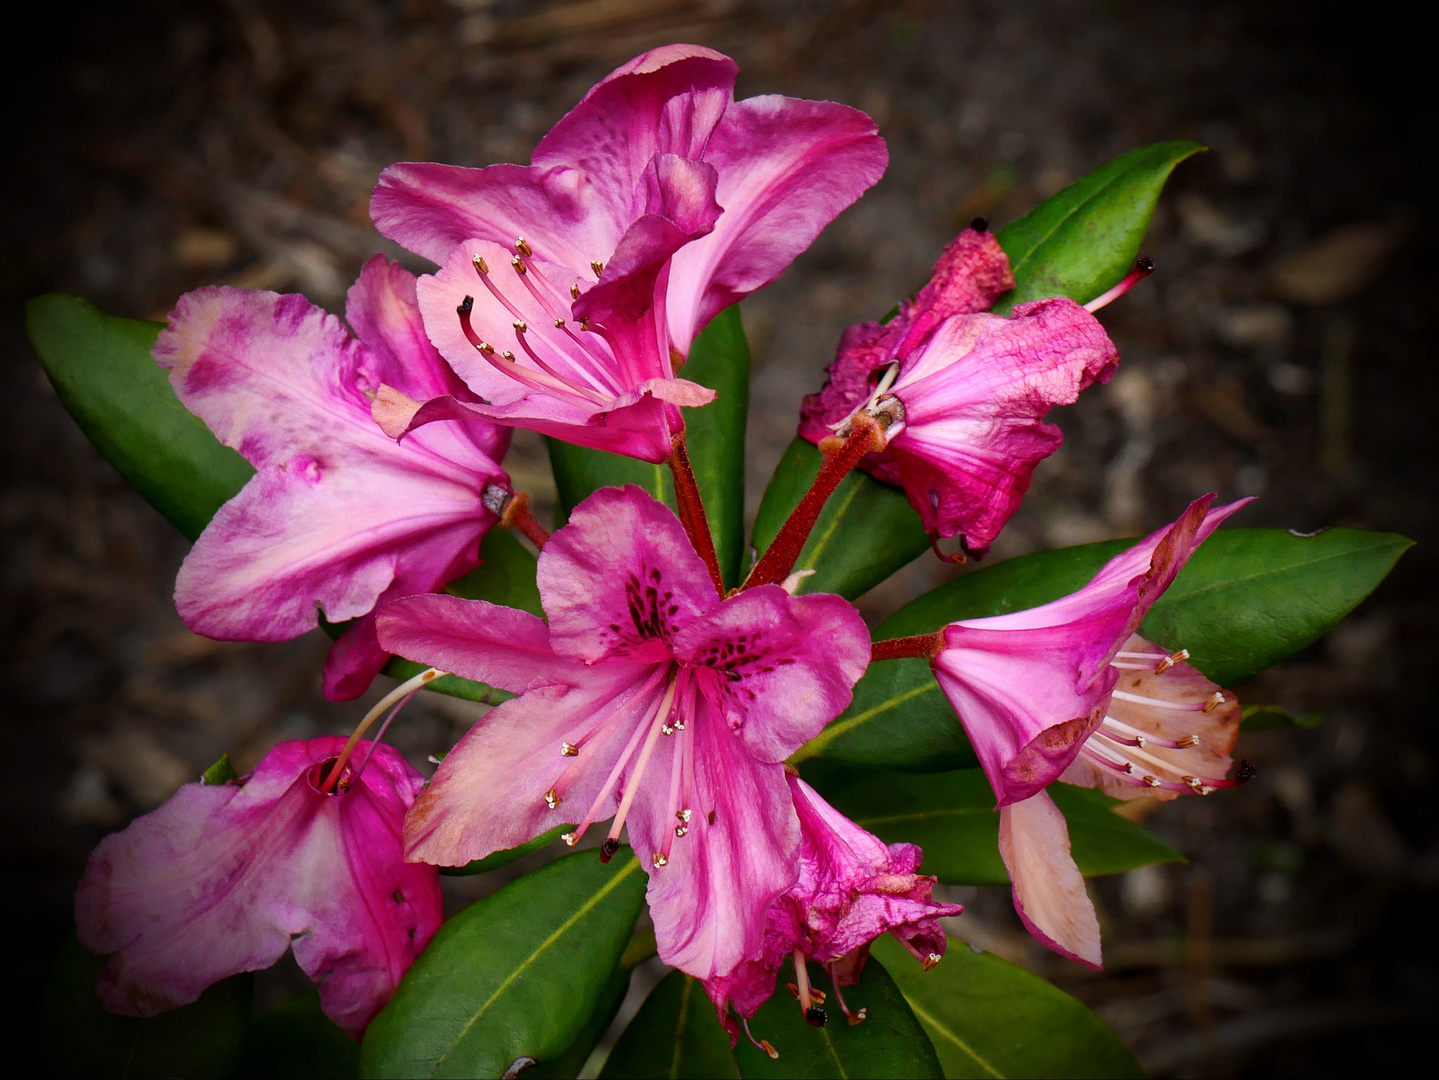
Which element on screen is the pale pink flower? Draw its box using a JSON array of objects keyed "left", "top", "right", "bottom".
[
  {"left": 75, "top": 738, "right": 443, "bottom": 1038},
  {"left": 154, "top": 256, "right": 510, "bottom": 699},
  {"left": 376, "top": 485, "right": 870, "bottom": 980},
  {"left": 370, "top": 44, "right": 887, "bottom": 462}
]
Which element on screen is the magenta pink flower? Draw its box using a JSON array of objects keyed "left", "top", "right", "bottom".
[
  {"left": 929, "top": 495, "right": 1250, "bottom": 811},
  {"left": 798, "top": 227, "right": 1118, "bottom": 555},
  {"left": 376, "top": 485, "right": 870, "bottom": 980},
  {"left": 997, "top": 637, "right": 1243, "bottom": 968},
  {"left": 369, "top": 44, "right": 887, "bottom": 462},
  {"left": 75, "top": 737, "right": 443, "bottom": 1038},
  {"left": 154, "top": 255, "right": 511, "bottom": 700},
  {"left": 705, "top": 773, "right": 961, "bottom": 1044}
]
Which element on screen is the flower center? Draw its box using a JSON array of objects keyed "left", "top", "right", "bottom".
[
  {"left": 457, "top": 239, "right": 624, "bottom": 409},
  {"left": 1079, "top": 646, "right": 1251, "bottom": 794}
]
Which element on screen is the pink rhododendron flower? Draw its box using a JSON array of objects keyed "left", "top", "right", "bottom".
[
  {"left": 369, "top": 44, "right": 887, "bottom": 462},
  {"left": 996, "top": 636, "right": 1243, "bottom": 968},
  {"left": 925, "top": 495, "right": 1251, "bottom": 967},
  {"left": 75, "top": 737, "right": 443, "bottom": 1038},
  {"left": 705, "top": 773, "right": 961, "bottom": 1045},
  {"left": 154, "top": 255, "right": 511, "bottom": 700},
  {"left": 376, "top": 485, "right": 870, "bottom": 980},
  {"left": 798, "top": 226, "right": 1119, "bottom": 555}
]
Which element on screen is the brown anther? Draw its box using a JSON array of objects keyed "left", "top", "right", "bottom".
[
  {"left": 544, "top": 787, "right": 561, "bottom": 809},
  {"left": 578, "top": 316, "right": 589, "bottom": 330},
  {"left": 848, "top": 1007, "right": 868, "bottom": 1026},
  {"left": 1143, "top": 774, "right": 1162, "bottom": 787},
  {"left": 1155, "top": 648, "right": 1189, "bottom": 674},
  {"left": 590, "top": 260, "right": 604, "bottom": 277},
  {"left": 652, "top": 852, "right": 668, "bottom": 867},
  {"left": 479, "top": 341, "right": 495, "bottom": 355},
  {"left": 554, "top": 318, "right": 566, "bottom": 328},
  {"left": 661, "top": 723, "right": 675, "bottom": 736},
  {"left": 561, "top": 832, "right": 578, "bottom": 846},
  {"left": 1183, "top": 776, "right": 1204, "bottom": 791},
  {"left": 676, "top": 808, "right": 692, "bottom": 823},
  {"left": 760, "top": 1041, "right": 778, "bottom": 1060},
  {"left": 1203, "top": 691, "right": 1226, "bottom": 713},
  {"left": 923, "top": 952, "right": 942, "bottom": 971},
  {"left": 570, "top": 282, "right": 580, "bottom": 299},
  {"left": 674, "top": 719, "right": 685, "bottom": 731},
  {"left": 786, "top": 980, "right": 800, "bottom": 1000},
  {"left": 511, "top": 255, "right": 528, "bottom": 275},
  {"left": 561, "top": 742, "right": 579, "bottom": 757},
  {"left": 502, "top": 350, "right": 516, "bottom": 361},
  {"left": 1135, "top": 735, "right": 1148, "bottom": 748},
  {"left": 513, "top": 321, "right": 527, "bottom": 332},
  {"left": 514, "top": 237, "right": 532, "bottom": 256},
  {"left": 1177, "top": 734, "right": 1201, "bottom": 748},
  {"left": 674, "top": 825, "right": 688, "bottom": 838},
  {"left": 472, "top": 254, "right": 489, "bottom": 275}
]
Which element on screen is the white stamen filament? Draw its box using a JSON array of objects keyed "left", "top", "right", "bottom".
[
  {"left": 563, "top": 676, "right": 670, "bottom": 845},
  {"left": 320, "top": 668, "right": 443, "bottom": 793},
  {"left": 605, "top": 679, "right": 679, "bottom": 848},
  {"left": 1111, "top": 689, "right": 1208, "bottom": 711}
]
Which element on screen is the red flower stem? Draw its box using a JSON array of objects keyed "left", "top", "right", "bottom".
[
  {"left": 870, "top": 632, "right": 945, "bottom": 662},
  {"left": 668, "top": 434, "right": 726, "bottom": 597},
  {"left": 742, "top": 414, "right": 885, "bottom": 591},
  {"left": 501, "top": 491, "right": 550, "bottom": 550}
]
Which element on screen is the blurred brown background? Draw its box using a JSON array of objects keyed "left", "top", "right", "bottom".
[{"left": 2, "top": 1, "right": 1435, "bottom": 1074}]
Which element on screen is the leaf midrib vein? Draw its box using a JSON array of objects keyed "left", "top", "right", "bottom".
[
  {"left": 904, "top": 998, "right": 1004, "bottom": 1079},
  {"left": 429, "top": 858, "right": 642, "bottom": 1075}
]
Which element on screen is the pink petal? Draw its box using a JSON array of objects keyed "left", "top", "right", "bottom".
[
  {"left": 797, "top": 318, "right": 901, "bottom": 449},
  {"left": 628, "top": 693, "right": 801, "bottom": 980},
  {"left": 666, "top": 95, "right": 888, "bottom": 353},
  {"left": 672, "top": 585, "right": 870, "bottom": 762},
  {"left": 404, "top": 663, "right": 659, "bottom": 866},
  {"left": 532, "top": 45, "right": 738, "bottom": 226},
  {"left": 371, "top": 161, "right": 621, "bottom": 272},
  {"left": 322, "top": 613, "right": 391, "bottom": 702},
  {"left": 933, "top": 620, "right": 1116, "bottom": 806},
  {"left": 375, "top": 593, "right": 580, "bottom": 695},
  {"left": 158, "top": 285, "right": 506, "bottom": 646},
  {"left": 76, "top": 738, "right": 443, "bottom": 1037},
  {"left": 888, "top": 299, "right": 1119, "bottom": 549},
  {"left": 998, "top": 791, "right": 1101, "bottom": 970},
  {"left": 537, "top": 486, "right": 720, "bottom": 664}
]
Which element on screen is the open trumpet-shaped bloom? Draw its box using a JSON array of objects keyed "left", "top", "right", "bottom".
[
  {"left": 799, "top": 228, "right": 1118, "bottom": 554},
  {"left": 75, "top": 738, "right": 443, "bottom": 1038},
  {"left": 931, "top": 495, "right": 1250, "bottom": 809},
  {"left": 371, "top": 44, "right": 887, "bottom": 462},
  {"left": 705, "top": 773, "right": 961, "bottom": 1042},
  {"left": 155, "top": 256, "right": 511, "bottom": 700},
  {"left": 376, "top": 486, "right": 870, "bottom": 980}
]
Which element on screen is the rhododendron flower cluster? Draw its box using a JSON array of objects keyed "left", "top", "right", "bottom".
[{"left": 54, "top": 42, "right": 1315, "bottom": 1070}]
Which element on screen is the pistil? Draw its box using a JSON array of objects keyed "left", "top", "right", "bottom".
[
  {"left": 319, "top": 667, "right": 443, "bottom": 793},
  {"left": 792, "top": 950, "right": 828, "bottom": 1027},
  {"left": 1083, "top": 256, "right": 1155, "bottom": 313}
]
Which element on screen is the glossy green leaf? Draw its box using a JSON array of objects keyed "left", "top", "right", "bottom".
[
  {"left": 233, "top": 989, "right": 360, "bottom": 1079},
  {"left": 360, "top": 851, "right": 647, "bottom": 1079},
  {"left": 598, "top": 969, "right": 740, "bottom": 1080},
  {"left": 441, "top": 824, "right": 571, "bottom": 876},
  {"left": 527, "top": 962, "right": 633, "bottom": 1080},
  {"left": 872, "top": 935, "right": 1142, "bottom": 1078},
  {"left": 749, "top": 438, "right": 929, "bottom": 599},
  {"left": 993, "top": 140, "right": 1205, "bottom": 313},
  {"left": 201, "top": 753, "right": 239, "bottom": 785},
  {"left": 44, "top": 933, "right": 253, "bottom": 1079},
  {"left": 546, "top": 306, "right": 750, "bottom": 586},
  {"left": 802, "top": 762, "right": 1179, "bottom": 885},
  {"left": 26, "top": 294, "right": 254, "bottom": 541},
  {"left": 801, "top": 527, "right": 1408, "bottom": 770},
  {"left": 734, "top": 955, "right": 941, "bottom": 1078},
  {"left": 1241, "top": 703, "right": 1323, "bottom": 731}
]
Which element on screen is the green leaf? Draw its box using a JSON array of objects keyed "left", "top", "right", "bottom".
[
  {"left": 802, "top": 762, "right": 1179, "bottom": 885},
  {"left": 599, "top": 970, "right": 739, "bottom": 1079},
  {"left": 527, "top": 962, "right": 633, "bottom": 1080},
  {"left": 545, "top": 307, "right": 750, "bottom": 587},
  {"left": 233, "top": 990, "right": 360, "bottom": 1079},
  {"left": 1138, "top": 527, "right": 1413, "bottom": 686},
  {"left": 446, "top": 527, "right": 543, "bottom": 617},
  {"left": 360, "top": 850, "right": 647, "bottom": 1079},
  {"left": 378, "top": 656, "right": 513, "bottom": 705},
  {"left": 800, "top": 527, "right": 1409, "bottom": 770},
  {"left": 734, "top": 955, "right": 941, "bottom": 1078},
  {"left": 1241, "top": 704, "right": 1323, "bottom": 731},
  {"left": 749, "top": 438, "right": 929, "bottom": 599},
  {"left": 993, "top": 140, "right": 1205, "bottom": 313},
  {"left": 201, "top": 753, "right": 239, "bottom": 786},
  {"left": 872, "top": 935, "right": 1142, "bottom": 1079},
  {"left": 441, "top": 824, "right": 571, "bottom": 876},
  {"left": 26, "top": 294, "right": 254, "bottom": 541},
  {"left": 44, "top": 933, "right": 253, "bottom": 1079}
]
